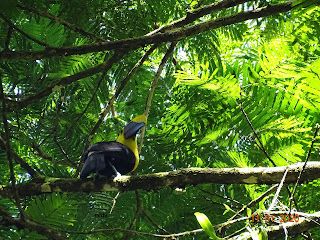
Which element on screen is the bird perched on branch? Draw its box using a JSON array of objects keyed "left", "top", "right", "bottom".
[{"left": 80, "top": 115, "right": 147, "bottom": 179}]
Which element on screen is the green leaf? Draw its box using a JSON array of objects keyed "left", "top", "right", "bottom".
[
  {"left": 194, "top": 212, "right": 221, "bottom": 240},
  {"left": 258, "top": 227, "right": 268, "bottom": 240}
]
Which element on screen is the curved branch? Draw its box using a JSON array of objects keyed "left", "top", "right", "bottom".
[
  {"left": 1, "top": 162, "right": 320, "bottom": 198},
  {"left": 147, "top": 0, "right": 250, "bottom": 35},
  {"left": 0, "top": 3, "right": 292, "bottom": 60},
  {"left": 0, "top": 13, "right": 51, "bottom": 47},
  {"left": 6, "top": 52, "right": 124, "bottom": 109},
  {"left": 139, "top": 42, "right": 176, "bottom": 151}
]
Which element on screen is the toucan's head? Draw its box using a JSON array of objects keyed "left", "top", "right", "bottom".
[{"left": 123, "top": 115, "right": 147, "bottom": 139}]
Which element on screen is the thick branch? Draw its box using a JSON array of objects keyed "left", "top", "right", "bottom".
[
  {"left": 0, "top": 3, "right": 292, "bottom": 60},
  {"left": 1, "top": 162, "right": 320, "bottom": 198},
  {"left": 147, "top": 0, "right": 250, "bottom": 35}
]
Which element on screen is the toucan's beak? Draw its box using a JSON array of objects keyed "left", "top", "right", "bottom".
[{"left": 124, "top": 121, "right": 145, "bottom": 139}]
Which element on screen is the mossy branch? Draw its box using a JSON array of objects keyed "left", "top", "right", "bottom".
[{"left": 1, "top": 162, "right": 320, "bottom": 198}]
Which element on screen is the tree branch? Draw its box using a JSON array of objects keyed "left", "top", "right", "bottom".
[
  {"left": 289, "top": 124, "right": 320, "bottom": 210},
  {"left": 139, "top": 42, "right": 176, "bottom": 151},
  {"left": 63, "top": 226, "right": 203, "bottom": 238},
  {"left": 61, "top": 210, "right": 320, "bottom": 239},
  {"left": 17, "top": 3, "right": 105, "bottom": 42},
  {"left": 0, "top": 3, "right": 292, "bottom": 60},
  {"left": 85, "top": 44, "right": 158, "bottom": 142},
  {"left": 147, "top": 0, "right": 250, "bottom": 35},
  {"left": 229, "top": 211, "right": 320, "bottom": 240},
  {"left": 0, "top": 77, "right": 25, "bottom": 218},
  {"left": 0, "top": 135, "right": 40, "bottom": 177},
  {"left": 1, "top": 162, "right": 320, "bottom": 198},
  {"left": 0, "top": 206, "right": 66, "bottom": 240},
  {"left": 0, "top": 13, "right": 51, "bottom": 47},
  {"left": 6, "top": 51, "right": 124, "bottom": 109}
]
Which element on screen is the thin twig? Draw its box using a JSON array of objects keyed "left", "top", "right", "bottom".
[
  {"left": 289, "top": 124, "right": 320, "bottom": 211},
  {"left": 63, "top": 227, "right": 203, "bottom": 238},
  {"left": 0, "top": 13, "right": 51, "bottom": 47},
  {"left": 4, "top": 26, "right": 13, "bottom": 50},
  {"left": 238, "top": 100, "right": 277, "bottom": 167},
  {"left": 215, "top": 216, "right": 249, "bottom": 231},
  {"left": 6, "top": 51, "right": 124, "bottom": 110},
  {"left": 53, "top": 137, "right": 76, "bottom": 167},
  {"left": 230, "top": 185, "right": 278, "bottom": 221},
  {"left": 85, "top": 45, "right": 157, "bottom": 142},
  {"left": 239, "top": 93, "right": 299, "bottom": 211},
  {"left": 268, "top": 169, "right": 288, "bottom": 211},
  {"left": 224, "top": 226, "right": 247, "bottom": 239},
  {"left": 0, "top": 135, "right": 40, "bottom": 177},
  {"left": 139, "top": 42, "right": 176, "bottom": 152},
  {"left": 0, "top": 206, "right": 66, "bottom": 240},
  {"left": 30, "top": 141, "right": 54, "bottom": 162},
  {"left": 142, "top": 208, "right": 170, "bottom": 234},
  {"left": 109, "top": 192, "right": 120, "bottom": 214},
  {"left": 0, "top": 77, "right": 25, "bottom": 219},
  {"left": 199, "top": 188, "right": 243, "bottom": 207},
  {"left": 65, "top": 53, "right": 113, "bottom": 137},
  {"left": 17, "top": 3, "right": 106, "bottom": 42},
  {"left": 122, "top": 190, "right": 143, "bottom": 240}
]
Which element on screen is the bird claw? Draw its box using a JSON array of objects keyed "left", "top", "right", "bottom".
[{"left": 111, "top": 172, "right": 122, "bottom": 179}]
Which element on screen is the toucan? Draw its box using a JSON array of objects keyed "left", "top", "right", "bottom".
[{"left": 80, "top": 115, "right": 147, "bottom": 179}]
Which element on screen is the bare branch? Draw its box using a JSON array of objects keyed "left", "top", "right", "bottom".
[
  {"left": 0, "top": 3, "right": 292, "bottom": 60},
  {"left": 63, "top": 226, "right": 203, "bottom": 238},
  {"left": 6, "top": 51, "right": 124, "bottom": 109},
  {"left": 0, "top": 13, "right": 51, "bottom": 47},
  {"left": 289, "top": 124, "right": 320, "bottom": 210},
  {"left": 147, "top": 0, "right": 250, "bottom": 35},
  {"left": 139, "top": 42, "right": 176, "bottom": 151},
  {"left": 1, "top": 162, "right": 320, "bottom": 198},
  {"left": 239, "top": 100, "right": 277, "bottom": 167},
  {"left": 0, "top": 135, "right": 40, "bottom": 177},
  {"left": 0, "top": 77, "right": 24, "bottom": 218},
  {"left": 85, "top": 45, "right": 158, "bottom": 141},
  {"left": 61, "top": 211, "right": 320, "bottom": 239}
]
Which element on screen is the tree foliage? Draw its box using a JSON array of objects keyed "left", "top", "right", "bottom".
[{"left": 0, "top": 0, "right": 320, "bottom": 239}]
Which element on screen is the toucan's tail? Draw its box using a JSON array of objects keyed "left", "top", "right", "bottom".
[{"left": 80, "top": 154, "right": 106, "bottom": 179}]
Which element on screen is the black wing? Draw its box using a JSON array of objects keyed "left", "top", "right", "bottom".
[{"left": 80, "top": 141, "right": 135, "bottom": 179}]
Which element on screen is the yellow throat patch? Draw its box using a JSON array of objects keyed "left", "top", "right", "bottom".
[{"left": 116, "top": 114, "right": 147, "bottom": 171}]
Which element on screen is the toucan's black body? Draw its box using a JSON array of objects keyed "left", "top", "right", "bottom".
[
  {"left": 80, "top": 141, "right": 135, "bottom": 179},
  {"left": 79, "top": 116, "right": 146, "bottom": 179}
]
